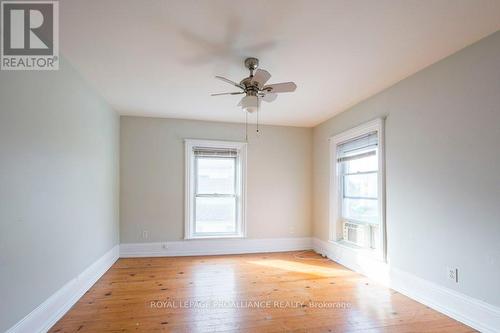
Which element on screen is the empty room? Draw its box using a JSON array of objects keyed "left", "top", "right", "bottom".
[{"left": 1, "top": 0, "right": 500, "bottom": 332}]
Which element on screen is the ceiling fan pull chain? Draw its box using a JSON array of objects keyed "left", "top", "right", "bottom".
[
  {"left": 256, "top": 105, "right": 260, "bottom": 134},
  {"left": 245, "top": 111, "right": 248, "bottom": 142}
]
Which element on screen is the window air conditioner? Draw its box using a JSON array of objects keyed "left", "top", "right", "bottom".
[{"left": 343, "top": 222, "right": 369, "bottom": 247}]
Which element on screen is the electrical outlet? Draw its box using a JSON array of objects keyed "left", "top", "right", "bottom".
[
  {"left": 447, "top": 267, "right": 458, "bottom": 283},
  {"left": 142, "top": 230, "right": 149, "bottom": 239}
]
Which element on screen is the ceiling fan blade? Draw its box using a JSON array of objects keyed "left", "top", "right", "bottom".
[
  {"left": 262, "top": 93, "right": 277, "bottom": 102},
  {"left": 211, "top": 92, "right": 245, "bottom": 96},
  {"left": 263, "top": 82, "right": 297, "bottom": 93},
  {"left": 215, "top": 76, "right": 244, "bottom": 89},
  {"left": 252, "top": 69, "right": 271, "bottom": 88}
]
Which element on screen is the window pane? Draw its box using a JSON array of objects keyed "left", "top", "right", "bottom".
[
  {"left": 342, "top": 198, "right": 378, "bottom": 224},
  {"left": 344, "top": 173, "right": 378, "bottom": 198},
  {"left": 343, "top": 152, "right": 378, "bottom": 173},
  {"left": 195, "top": 197, "right": 236, "bottom": 233},
  {"left": 197, "top": 157, "right": 235, "bottom": 194}
]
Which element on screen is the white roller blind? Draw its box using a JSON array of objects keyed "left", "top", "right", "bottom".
[
  {"left": 193, "top": 147, "right": 238, "bottom": 157},
  {"left": 337, "top": 132, "right": 378, "bottom": 162}
]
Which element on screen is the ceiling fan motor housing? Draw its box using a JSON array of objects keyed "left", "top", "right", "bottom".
[{"left": 240, "top": 77, "right": 259, "bottom": 95}]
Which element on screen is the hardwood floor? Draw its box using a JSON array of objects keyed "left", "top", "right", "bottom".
[{"left": 50, "top": 251, "right": 475, "bottom": 332}]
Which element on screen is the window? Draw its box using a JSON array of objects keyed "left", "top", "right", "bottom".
[
  {"left": 185, "top": 140, "right": 246, "bottom": 239},
  {"left": 330, "top": 119, "right": 385, "bottom": 260}
]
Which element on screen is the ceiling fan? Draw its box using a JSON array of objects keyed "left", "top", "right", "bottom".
[{"left": 211, "top": 57, "right": 297, "bottom": 113}]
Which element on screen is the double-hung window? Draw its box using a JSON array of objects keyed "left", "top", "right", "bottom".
[
  {"left": 338, "top": 132, "right": 379, "bottom": 225},
  {"left": 185, "top": 140, "right": 246, "bottom": 239},
  {"left": 330, "top": 119, "right": 385, "bottom": 259}
]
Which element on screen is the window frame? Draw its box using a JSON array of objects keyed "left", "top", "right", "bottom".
[
  {"left": 329, "top": 118, "right": 386, "bottom": 261},
  {"left": 185, "top": 139, "right": 247, "bottom": 239}
]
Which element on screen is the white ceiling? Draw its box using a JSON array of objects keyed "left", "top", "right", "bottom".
[{"left": 60, "top": 0, "right": 500, "bottom": 127}]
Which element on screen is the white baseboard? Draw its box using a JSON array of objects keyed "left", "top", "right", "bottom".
[
  {"left": 312, "top": 238, "right": 500, "bottom": 333},
  {"left": 9, "top": 238, "right": 497, "bottom": 332},
  {"left": 120, "top": 237, "right": 313, "bottom": 258},
  {"left": 6, "top": 245, "right": 120, "bottom": 333}
]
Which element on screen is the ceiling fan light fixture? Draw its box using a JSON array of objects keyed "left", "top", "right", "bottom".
[{"left": 240, "top": 95, "right": 259, "bottom": 113}]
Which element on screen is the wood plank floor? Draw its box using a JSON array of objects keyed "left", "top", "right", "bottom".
[{"left": 50, "top": 251, "right": 475, "bottom": 332}]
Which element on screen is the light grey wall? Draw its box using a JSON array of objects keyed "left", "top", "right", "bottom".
[
  {"left": 120, "top": 116, "right": 312, "bottom": 242},
  {"left": 313, "top": 32, "right": 500, "bottom": 306},
  {"left": 0, "top": 59, "right": 120, "bottom": 331}
]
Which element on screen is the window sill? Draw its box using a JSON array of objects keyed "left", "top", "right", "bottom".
[
  {"left": 330, "top": 240, "right": 385, "bottom": 262},
  {"left": 185, "top": 235, "right": 246, "bottom": 240}
]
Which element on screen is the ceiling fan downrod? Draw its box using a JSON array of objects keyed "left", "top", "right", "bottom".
[{"left": 244, "top": 57, "right": 259, "bottom": 77}]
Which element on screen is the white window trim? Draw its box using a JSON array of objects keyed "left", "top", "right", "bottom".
[
  {"left": 329, "top": 118, "right": 386, "bottom": 261},
  {"left": 184, "top": 139, "right": 247, "bottom": 240}
]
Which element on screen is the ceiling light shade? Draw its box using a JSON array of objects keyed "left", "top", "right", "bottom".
[{"left": 240, "top": 95, "right": 259, "bottom": 113}]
